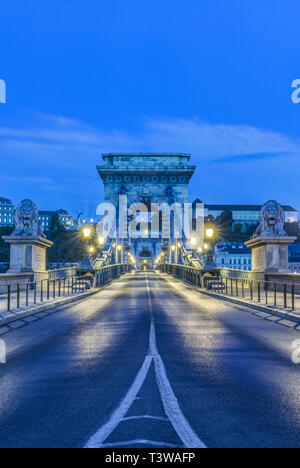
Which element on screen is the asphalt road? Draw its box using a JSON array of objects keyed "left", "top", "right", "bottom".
[{"left": 0, "top": 271, "right": 299, "bottom": 448}]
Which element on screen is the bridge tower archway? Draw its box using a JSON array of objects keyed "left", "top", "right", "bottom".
[{"left": 138, "top": 250, "right": 153, "bottom": 270}]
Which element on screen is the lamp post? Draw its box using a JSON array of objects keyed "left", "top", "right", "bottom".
[
  {"left": 80, "top": 226, "right": 95, "bottom": 270},
  {"left": 98, "top": 236, "right": 105, "bottom": 256},
  {"left": 83, "top": 227, "right": 92, "bottom": 241},
  {"left": 170, "top": 244, "right": 176, "bottom": 264},
  {"left": 204, "top": 227, "right": 217, "bottom": 271},
  {"left": 116, "top": 243, "right": 123, "bottom": 264},
  {"left": 82, "top": 226, "right": 92, "bottom": 252}
]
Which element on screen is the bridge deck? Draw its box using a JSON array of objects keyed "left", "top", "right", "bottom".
[{"left": 0, "top": 271, "right": 299, "bottom": 448}]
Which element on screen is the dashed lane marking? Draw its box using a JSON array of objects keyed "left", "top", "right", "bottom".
[
  {"left": 85, "top": 273, "right": 206, "bottom": 449},
  {"left": 100, "top": 439, "right": 177, "bottom": 448}
]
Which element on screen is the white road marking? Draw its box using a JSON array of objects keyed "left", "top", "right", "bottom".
[
  {"left": 122, "top": 415, "right": 168, "bottom": 422},
  {"left": 85, "top": 272, "right": 206, "bottom": 449},
  {"left": 100, "top": 439, "right": 177, "bottom": 448},
  {"left": 85, "top": 355, "right": 152, "bottom": 448},
  {"left": 146, "top": 275, "right": 206, "bottom": 449}
]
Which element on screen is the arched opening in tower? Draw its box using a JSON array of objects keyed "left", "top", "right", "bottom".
[{"left": 138, "top": 250, "right": 153, "bottom": 270}]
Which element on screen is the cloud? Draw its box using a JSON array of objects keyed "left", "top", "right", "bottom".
[
  {"left": 142, "top": 117, "right": 300, "bottom": 160},
  {"left": 211, "top": 151, "right": 294, "bottom": 163},
  {"left": 0, "top": 113, "right": 299, "bottom": 213}
]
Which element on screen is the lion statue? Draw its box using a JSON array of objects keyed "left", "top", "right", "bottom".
[
  {"left": 254, "top": 200, "right": 287, "bottom": 238},
  {"left": 13, "top": 199, "right": 46, "bottom": 238}
]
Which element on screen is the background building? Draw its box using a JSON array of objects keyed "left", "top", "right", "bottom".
[
  {"left": 215, "top": 242, "right": 252, "bottom": 271},
  {"left": 288, "top": 244, "right": 300, "bottom": 274},
  {"left": 0, "top": 197, "right": 15, "bottom": 227},
  {"left": 39, "top": 211, "right": 54, "bottom": 230},
  {"left": 204, "top": 204, "right": 298, "bottom": 232},
  {"left": 56, "top": 209, "right": 75, "bottom": 230},
  {"left": 39, "top": 210, "right": 75, "bottom": 231}
]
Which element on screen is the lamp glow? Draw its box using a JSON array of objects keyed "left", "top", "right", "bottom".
[
  {"left": 83, "top": 227, "right": 91, "bottom": 238},
  {"left": 206, "top": 228, "right": 214, "bottom": 239}
]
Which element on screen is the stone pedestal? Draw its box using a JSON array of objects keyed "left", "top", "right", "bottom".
[
  {"left": 2, "top": 236, "right": 53, "bottom": 280},
  {"left": 245, "top": 236, "right": 296, "bottom": 273}
]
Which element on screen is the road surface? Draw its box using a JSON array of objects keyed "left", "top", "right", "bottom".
[{"left": 0, "top": 271, "right": 299, "bottom": 448}]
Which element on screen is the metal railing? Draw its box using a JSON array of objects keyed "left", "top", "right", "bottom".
[
  {"left": 48, "top": 267, "right": 79, "bottom": 280},
  {"left": 157, "top": 264, "right": 299, "bottom": 313},
  {"left": 0, "top": 264, "right": 131, "bottom": 315},
  {"left": 157, "top": 263, "right": 203, "bottom": 287},
  {"left": 93, "top": 264, "right": 132, "bottom": 287},
  {"left": 206, "top": 277, "right": 298, "bottom": 312}
]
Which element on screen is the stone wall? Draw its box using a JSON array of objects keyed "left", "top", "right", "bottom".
[
  {"left": 0, "top": 272, "right": 33, "bottom": 293},
  {"left": 265, "top": 272, "right": 300, "bottom": 293},
  {"left": 219, "top": 268, "right": 264, "bottom": 282}
]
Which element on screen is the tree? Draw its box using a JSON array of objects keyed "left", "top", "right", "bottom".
[
  {"left": 246, "top": 223, "right": 259, "bottom": 238},
  {"left": 46, "top": 213, "right": 86, "bottom": 266},
  {"left": 0, "top": 226, "right": 13, "bottom": 263},
  {"left": 216, "top": 210, "right": 233, "bottom": 241},
  {"left": 48, "top": 212, "right": 65, "bottom": 234},
  {"left": 234, "top": 223, "right": 243, "bottom": 233},
  {"left": 284, "top": 222, "right": 300, "bottom": 241}
]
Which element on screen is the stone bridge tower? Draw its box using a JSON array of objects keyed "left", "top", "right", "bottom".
[{"left": 97, "top": 153, "right": 196, "bottom": 268}]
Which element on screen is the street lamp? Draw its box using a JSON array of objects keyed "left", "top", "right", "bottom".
[
  {"left": 206, "top": 228, "right": 214, "bottom": 239},
  {"left": 97, "top": 236, "right": 105, "bottom": 256},
  {"left": 83, "top": 227, "right": 92, "bottom": 239},
  {"left": 204, "top": 227, "right": 216, "bottom": 271}
]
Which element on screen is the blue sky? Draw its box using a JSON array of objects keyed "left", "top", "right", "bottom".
[{"left": 0, "top": 0, "right": 300, "bottom": 217}]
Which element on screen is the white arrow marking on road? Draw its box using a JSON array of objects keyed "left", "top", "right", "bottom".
[{"left": 85, "top": 273, "right": 206, "bottom": 449}]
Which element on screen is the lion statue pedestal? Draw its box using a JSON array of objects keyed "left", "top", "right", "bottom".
[
  {"left": 2, "top": 199, "right": 53, "bottom": 280},
  {"left": 245, "top": 200, "right": 296, "bottom": 273}
]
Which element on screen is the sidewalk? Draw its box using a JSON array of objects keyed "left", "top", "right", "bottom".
[
  {"left": 160, "top": 272, "right": 300, "bottom": 326},
  {"left": 0, "top": 288, "right": 99, "bottom": 327},
  {"left": 201, "top": 288, "right": 300, "bottom": 324}
]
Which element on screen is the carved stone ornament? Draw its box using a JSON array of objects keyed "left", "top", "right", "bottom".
[
  {"left": 13, "top": 199, "right": 46, "bottom": 238},
  {"left": 254, "top": 200, "right": 287, "bottom": 238}
]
